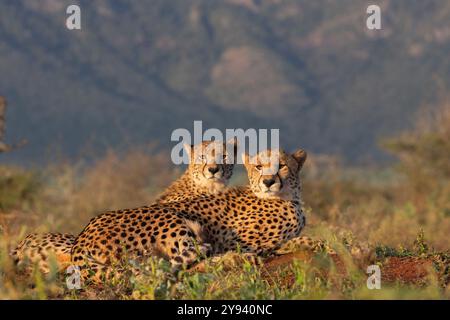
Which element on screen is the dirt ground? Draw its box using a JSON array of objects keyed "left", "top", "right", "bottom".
[{"left": 261, "top": 251, "right": 448, "bottom": 288}]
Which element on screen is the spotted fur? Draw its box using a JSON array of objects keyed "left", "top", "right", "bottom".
[
  {"left": 10, "top": 233, "right": 75, "bottom": 273},
  {"left": 71, "top": 148, "right": 308, "bottom": 284},
  {"left": 10, "top": 140, "right": 236, "bottom": 274},
  {"left": 275, "top": 235, "right": 337, "bottom": 255},
  {"left": 244, "top": 148, "right": 336, "bottom": 256},
  {"left": 156, "top": 139, "right": 236, "bottom": 202}
]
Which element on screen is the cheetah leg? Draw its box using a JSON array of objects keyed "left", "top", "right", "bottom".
[
  {"left": 209, "top": 252, "right": 261, "bottom": 266},
  {"left": 72, "top": 241, "right": 212, "bottom": 285},
  {"left": 68, "top": 255, "right": 146, "bottom": 286},
  {"left": 276, "top": 236, "right": 336, "bottom": 255},
  {"left": 156, "top": 219, "right": 213, "bottom": 270},
  {"left": 168, "top": 239, "right": 212, "bottom": 270},
  {"left": 189, "top": 252, "right": 262, "bottom": 273},
  {"left": 70, "top": 223, "right": 212, "bottom": 284}
]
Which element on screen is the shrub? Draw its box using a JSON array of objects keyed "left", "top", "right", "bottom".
[{"left": 0, "top": 166, "right": 41, "bottom": 211}]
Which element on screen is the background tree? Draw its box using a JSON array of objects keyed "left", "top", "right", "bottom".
[
  {"left": 0, "top": 96, "right": 10, "bottom": 153},
  {"left": 0, "top": 96, "right": 26, "bottom": 153}
]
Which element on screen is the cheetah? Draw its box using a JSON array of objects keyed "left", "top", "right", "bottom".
[
  {"left": 70, "top": 148, "right": 308, "bottom": 284},
  {"left": 10, "top": 233, "right": 76, "bottom": 274},
  {"left": 10, "top": 139, "right": 237, "bottom": 275},
  {"left": 155, "top": 139, "right": 236, "bottom": 203}
]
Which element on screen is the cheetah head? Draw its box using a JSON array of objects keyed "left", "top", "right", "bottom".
[
  {"left": 242, "top": 148, "right": 307, "bottom": 201},
  {"left": 184, "top": 139, "right": 237, "bottom": 192}
]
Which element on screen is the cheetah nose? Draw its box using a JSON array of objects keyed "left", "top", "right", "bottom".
[
  {"left": 263, "top": 178, "right": 275, "bottom": 188},
  {"left": 208, "top": 166, "right": 220, "bottom": 175}
]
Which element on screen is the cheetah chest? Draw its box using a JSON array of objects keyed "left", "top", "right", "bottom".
[{"left": 184, "top": 197, "right": 305, "bottom": 254}]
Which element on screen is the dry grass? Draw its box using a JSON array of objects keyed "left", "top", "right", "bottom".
[
  {"left": 0, "top": 104, "right": 449, "bottom": 299},
  {"left": 1, "top": 147, "right": 180, "bottom": 236}
]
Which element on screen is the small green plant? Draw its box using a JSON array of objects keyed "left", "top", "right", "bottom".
[{"left": 413, "top": 229, "right": 430, "bottom": 255}]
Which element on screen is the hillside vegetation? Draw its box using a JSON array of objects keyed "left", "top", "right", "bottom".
[
  {"left": 1, "top": 1, "right": 450, "bottom": 163},
  {"left": 0, "top": 102, "right": 448, "bottom": 299}
]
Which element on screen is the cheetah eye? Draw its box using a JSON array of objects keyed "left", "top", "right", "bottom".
[
  {"left": 279, "top": 164, "right": 286, "bottom": 169},
  {"left": 255, "top": 165, "right": 263, "bottom": 171}
]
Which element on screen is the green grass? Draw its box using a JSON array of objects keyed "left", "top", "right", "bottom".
[
  {"left": 1, "top": 244, "right": 447, "bottom": 300},
  {"left": 1, "top": 104, "right": 449, "bottom": 299}
]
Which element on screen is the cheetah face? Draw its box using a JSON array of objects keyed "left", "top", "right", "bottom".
[
  {"left": 185, "top": 140, "right": 237, "bottom": 192},
  {"left": 242, "top": 148, "right": 307, "bottom": 201}
]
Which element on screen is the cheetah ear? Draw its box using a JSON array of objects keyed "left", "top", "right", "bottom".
[
  {"left": 292, "top": 149, "right": 307, "bottom": 171},
  {"left": 183, "top": 143, "right": 193, "bottom": 159}
]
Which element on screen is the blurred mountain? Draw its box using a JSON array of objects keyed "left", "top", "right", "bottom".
[{"left": 1, "top": 0, "right": 449, "bottom": 164}]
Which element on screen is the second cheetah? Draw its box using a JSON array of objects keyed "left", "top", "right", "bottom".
[
  {"left": 70, "top": 148, "right": 308, "bottom": 284},
  {"left": 10, "top": 140, "right": 236, "bottom": 274}
]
